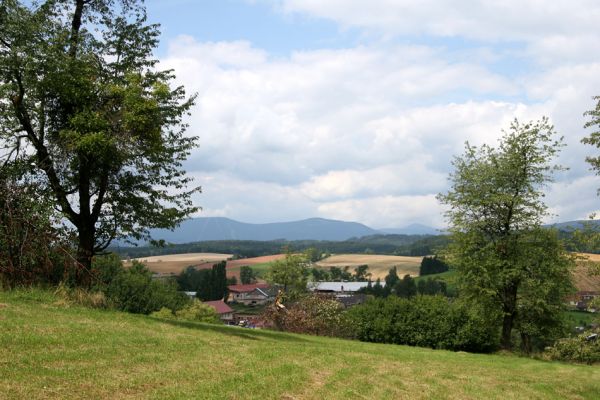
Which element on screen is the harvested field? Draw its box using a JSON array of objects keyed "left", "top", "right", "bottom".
[
  {"left": 317, "top": 254, "right": 422, "bottom": 280},
  {"left": 125, "top": 253, "right": 232, "bottom": 275},
  {"left": 186, "top": 254, "right": 286, "bottom": 281},
  {"left": 574, "top": 253, "right": 600, "bottom": 292}
]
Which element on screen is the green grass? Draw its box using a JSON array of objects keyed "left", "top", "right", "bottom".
[
  {"left": 1, "top": 289, "right": 599, "bottom": 399},
  {"left": 416, "top": 270, "right": 459, "bottom": 293},
  {"left": 564, "top": 310, "right": 598, "bottom": 328}
]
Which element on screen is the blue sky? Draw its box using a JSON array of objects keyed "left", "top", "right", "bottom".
[{"left": 145, "top": 0, "right": 600, "bottom": 228}]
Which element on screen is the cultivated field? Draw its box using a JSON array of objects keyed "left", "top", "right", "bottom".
[
  {"left": 125, "top": 252, "right": 232, "bottom": 275},
  {"left": 574, "top": 253, "right": 600, "bottom": 291},
  {"left": 1, "top": 289, "right": 599, "bottom": 399},
  {"left": 316, "top": 254, "right": 422, "bottom": 280}
]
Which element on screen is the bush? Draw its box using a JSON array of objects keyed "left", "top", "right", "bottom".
[
  {"left": 263, "top": 294, "right": 354, "bottom": 338},
  {"left": 151, "top": 300, "right": 221, "bottom": 324},
  {"left": 347, "top": 295, "right": 499, "bottom": 352},
  {"left": 94, "top": 255, "right": 189, "bottom": 314},
  {"left": 54, "top": 283, "right": 109, "bottom": 309},
  {"left": 544, "top": 332, "right": 600, "bottom": 364}
]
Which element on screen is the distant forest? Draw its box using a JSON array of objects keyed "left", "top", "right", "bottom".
[{"left": 112, "top": 234, "right": 451, "bottom": 258}]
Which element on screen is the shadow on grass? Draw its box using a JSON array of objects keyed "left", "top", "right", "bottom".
[{"left": 152, "top": 318, "right": 310, "bottom": 343}]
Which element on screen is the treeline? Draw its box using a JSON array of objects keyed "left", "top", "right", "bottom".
[{"left": 112, "top": 234, "right": 451, "bottom": 259}]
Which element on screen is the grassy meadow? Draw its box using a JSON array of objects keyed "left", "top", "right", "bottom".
[{"left": 1, "top": 289, "right": 600, "bottom": 400}]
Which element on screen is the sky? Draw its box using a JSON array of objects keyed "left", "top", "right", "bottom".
[{"left": 145, "top": 0, "right": 600, "bottom": 229}]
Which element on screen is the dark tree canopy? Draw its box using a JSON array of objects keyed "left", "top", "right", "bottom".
[{"left": 0, "top": 0, "right": 199, "bottom": 283}]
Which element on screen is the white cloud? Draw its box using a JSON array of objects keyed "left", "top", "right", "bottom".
[{"left": 158, "top": 10, "right": 600, "bottom": 228}]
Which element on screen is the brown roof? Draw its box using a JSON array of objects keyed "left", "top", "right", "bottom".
[
  {"left": 228, "top": 283, "right": 270, "bottom": 293},
  {"left": 204, "top": 300, "right": 234, "bottom": 314}
]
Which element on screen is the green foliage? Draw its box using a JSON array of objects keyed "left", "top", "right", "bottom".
[
  {"left": 94, "top": 255, "right": 188, "bottom": 314},
  {"left": 544, "top": 332, "right": 600, "bottom": 364},
  {"left": 419, "top": 256, "right": 449, "bottom": 276},
  {"left": 438, "top": 118, "right": 575, "bottom": 350},
  {"left": 582, "top": 95, "right": 600, "bottom": 178},
  {"left": 0, "top": 163, "right": 77, "bottom": 287},
  {"left": 348, "top": 296, "right": 499, "bottom": 352},
  {"left": 175, "top": 261, "right": 228, "bottom": 301},
  {"left": 394, "top": 275, "right": 417, "bottom": 298},
  {"left": 416, "top": 277, "right": 447, "bottom": 296},
  {"left": 240, "top": 265, "right": 257, "bottom": 284},
  {"left": 151, "top": 301, "right": 221, "bottom": 324},
  {"left": 0, "top": 0, "right": 199, "bottom": 280},
  {"left": 266, "top": 252, "right": 309, "bottom": 297},
  {"left": 353, "top": 265, "right": 371, "bottom": 281},
  {"left": 263, "top": 294, "right": 353, "bottom": 338}
]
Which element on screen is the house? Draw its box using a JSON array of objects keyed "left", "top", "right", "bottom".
[
  {"left": 308, "top": 282, "right": 377, "bottom": 308},
  {"left": 569, "top": 291, "right": 600, "bottom": 312},
  {"left": 204, "top": 300, "right": 235, "bottom": 323},
  {"left": 228, "top": 283, "right": 275, "bottom": 306}
]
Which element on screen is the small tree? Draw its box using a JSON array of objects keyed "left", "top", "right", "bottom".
[
  {"left": 394, "top": 275, "right": 417, "bottom": 298},
  {"left": 240, "top": 265, "right": 257, "bottom": 284},
  {"left": 438, "top": 118, "right": 575, "bottom": 350},
  {"left": 266, "top": 251, "right": 309, "bottom": 298}
]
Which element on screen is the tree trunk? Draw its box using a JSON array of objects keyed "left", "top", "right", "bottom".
[
  {"left": 500, "top": 283, "right": 518, "bottom": 349},
  {"left": 76, "top": 223, "right": 95, "bottom": 287}
]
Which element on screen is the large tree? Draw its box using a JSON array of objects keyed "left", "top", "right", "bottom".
[
  {"left": 0, "top": 0, "right": 198, "bottom": 284},
  {"left": 438, "top": 118, "right": 574, "bottom": 350}
]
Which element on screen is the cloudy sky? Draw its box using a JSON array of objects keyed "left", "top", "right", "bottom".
[{"left": 146, "top": 0, "right": 600, "bottom": 229}]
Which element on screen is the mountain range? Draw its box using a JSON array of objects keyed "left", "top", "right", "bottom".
[{"left": 144, "top": 217, "right": 439, "bottom": 244}]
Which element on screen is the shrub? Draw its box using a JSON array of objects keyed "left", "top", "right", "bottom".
[
  {"left": 263, "top": 294, "right": 354, "bottom": 338},
  {"left": 544, "top": 332, "right": 600, "bottom": 364},
  {"left": 348, "top": 295, "right": 499, "bottom": 352},
  {"left": 94, "top": 255, "right": 189, "bottom": 314},
  {"left": 151, "top": 300, "right": 220, "bottom": 324}
]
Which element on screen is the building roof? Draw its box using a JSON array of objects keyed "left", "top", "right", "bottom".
[
  {"left": 308, "top": 282, "right": 385, "bottom": 292},
  {"left": 204, "top": 300, "right": 234, "bottom": 314},
  {"left": 228, "top": 283, "right": 270, "bottom": 293}
]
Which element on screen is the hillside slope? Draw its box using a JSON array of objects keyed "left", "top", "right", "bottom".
[
  {"left": 1, "top": 290, "right": 599, "bottom": 400},
  {"left": 145, "top": 217, "right": 380, "bottom": 243}
]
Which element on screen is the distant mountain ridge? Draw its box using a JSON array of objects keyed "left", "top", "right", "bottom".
[{"left": 143, "top": 217, "right": 439, "bottom": 244}]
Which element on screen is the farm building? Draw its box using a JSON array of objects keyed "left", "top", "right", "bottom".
[
  {"left": 308, "top": 281, "right": 385, "bottom": 293},
  {"left": 227, "top": 283, "right": 276, "bottom": 306},
  {"left": 204, "top": 300, "right": 235, "bottom": 323}
]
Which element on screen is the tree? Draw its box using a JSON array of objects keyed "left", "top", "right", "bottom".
[
  {"left": 0, "top": 1, "right": 198, "bottom": 285},
  {"left": 394, "top": 274, "right": 417, "bottom": 298},
  {"left": 240, "top": 265, "right": 257, "bottom": 284},
  {"left": 353, "top": 264, "right": 371, "bottom": 281},
  {"left": 266, "top": 251, "right": 309, "bottom": 296},
  {"left": 438, "top": 118, "right": 575, "bottom": 350},
  {"left": 194, "top": 261, "right": 228, "bottom": 301},
  {"left": 419, "top": 256, "right": 449, "bottom": 276}
]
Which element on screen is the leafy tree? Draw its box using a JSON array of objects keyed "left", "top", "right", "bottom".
[
  {"left": 419, "top": 256, "right": 449, "bottom": 276},
  {"left": 240, "top": 265, "right": 257, "bottom": 284},
  {"left": 417, "top": 277, "right": 447, "bottom": 296},
  {"left": 0, "top": 0, "right": 198, "bottom": 285},
  {"left": 310, "top": 267, "right": 330, "bottom": 282},
  {"left": 394, "top": 274, "right": 417, "bottom": 298},
  {"left": 266, "top": 251, "right": 309, "bottom": 296},
  {"left": 353, "top": 264, "right": 371, "bottom": 281},
  {"left": 438, "top": 118, "right": 575, "bottom": 350},
  {"left": 304, "top": 247, "right": 322, "bottom": 263},
  {"left": 195, "top": 261, "right": 228, "bottom": 301}
]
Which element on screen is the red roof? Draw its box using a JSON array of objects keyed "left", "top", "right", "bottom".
[
  {"left": 204, "top": 300, "right": 234, "bottom": 314},
  {"left": 228, "top": 283, "right": 270, "bottom": 293}
]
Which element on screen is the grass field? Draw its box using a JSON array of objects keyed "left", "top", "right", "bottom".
[
  {"left": 316, "top": 254, "right": 422, "bottom": 280},
  {"left": 1, "top": 289, "right": 599, "bottom": 399}
]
